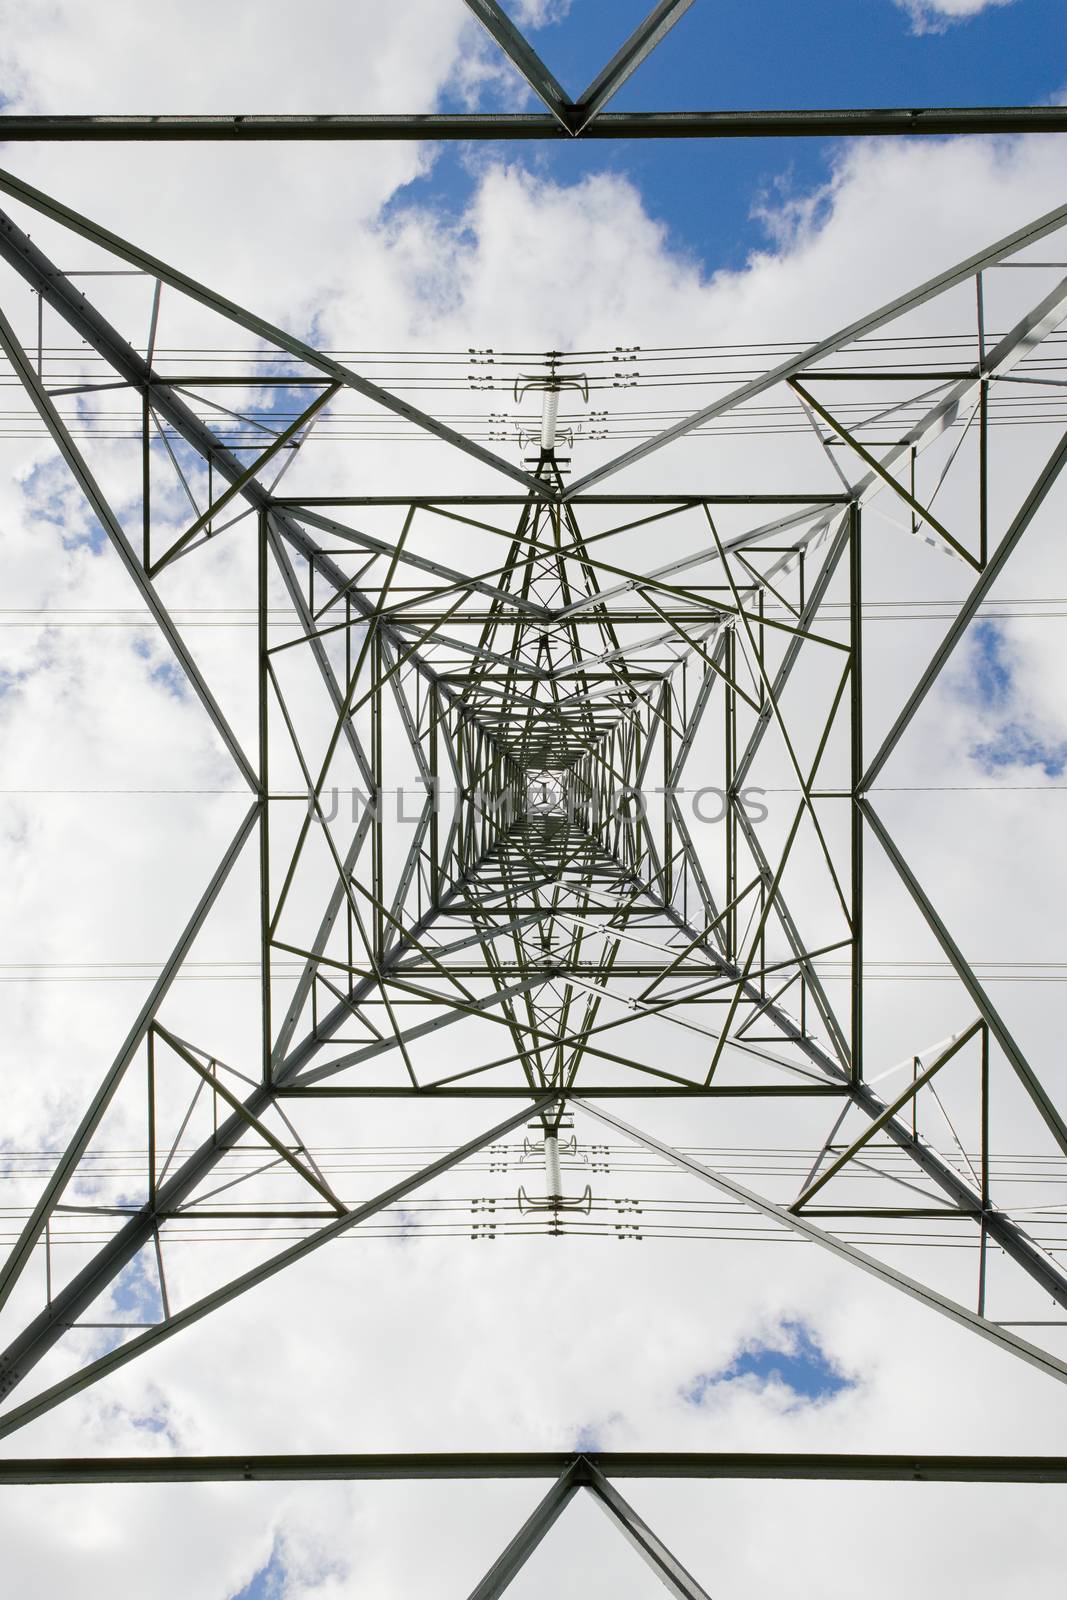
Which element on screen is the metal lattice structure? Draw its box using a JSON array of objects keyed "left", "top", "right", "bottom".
[{"left": 2, "top": 4, "right": 1067, "bottom": 1591}]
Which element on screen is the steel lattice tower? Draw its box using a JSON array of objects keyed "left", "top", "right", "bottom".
[{"left": 2, "top": 4, "right": 1067, "bottom": 1592}]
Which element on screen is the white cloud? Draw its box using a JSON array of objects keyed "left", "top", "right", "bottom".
[
  {"left": 895, "top": 0, "right": 1017, "bottom": 34},
  {"left": 511, "top": 0, "right": 573, "bottom": 26}
]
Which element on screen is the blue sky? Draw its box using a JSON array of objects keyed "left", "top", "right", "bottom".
[
  {"left": 968, "top": 619, "right": 1067, "bottom": 775},
  {"left": 684, "top": 1317, "right": 855, "bottom": 1405},
  {"left": 402, "top": 0, "right": 1067, "bottom": 270},
  {"left": 230, "top": 1543, "right": 284, "bottom": 1600},
  {"left": 571, "top": 1318, "right": 854, "bottom": 1449}
]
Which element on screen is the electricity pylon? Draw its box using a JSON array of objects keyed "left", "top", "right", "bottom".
[{"left": 2, "top": 4, "right": 1067, "bottom": 1589}]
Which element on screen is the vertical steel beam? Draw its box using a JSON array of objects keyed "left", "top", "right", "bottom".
[{"left": 849, "top": 504, "right": 863, "bottom": 1083}]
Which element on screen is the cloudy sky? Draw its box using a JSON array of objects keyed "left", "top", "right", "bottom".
[{"left": 1, "top": 2, "right": 1067, "bottom": 1596}]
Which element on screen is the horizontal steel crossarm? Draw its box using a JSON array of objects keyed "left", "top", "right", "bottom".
[
  {"left": 0, "top": 173, "right": 549, "bottom": 496},
  {"left": 307, "top": 963, "right": 817, "bottom": 978},
  {"left": 760, "top": 270, "right": 1067, "bottom": 579},
  {"left": 0, "top": 298, "right": 258, "bottom": 789},
  {"left": 0, "top": 1450, "right": 1064, "bottom": 1484},
  {"left": 0, "top": 1452, "right": 1062, "bottom": 1484},
  {"left": 0, "top": 1096, "right": 559, "bottom": 1441},
  {"left": 0, "top": 858, "right": 502, "bottom": 1395},
  {"left": 573, "top": 1100, "right": 1067, "bottom": 1384},
  {"left": 565, "top": 198, "right": 1067, "bottom": 495},
  {"left": 274, "top": 495, "right": 850, "bottom": 507},
  {"left": 276, "top": 1085, "right": 847, "bottom": 1098},
  {"left": 0, "top": 803, "right": 258, "bottom": 1323},
  {"left": 310, "top": 481, "right": 806, "bottom": 639},
  {"left": 0, "top": 209, "right": 508, "bottom": 747},
  {"left": 0, "top": 1450, "right": 1063, "bottom": 1484},
  {"left": 1, "top": 109, "right": 1066, "bottom": 139}
]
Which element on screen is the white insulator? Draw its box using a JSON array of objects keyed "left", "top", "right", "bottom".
[
  {"left": 540, "top": 387, "right": 560, "bottom": 451},
  {"left": 545, "top": 1132, "right": 562, "bottom": 1199}
]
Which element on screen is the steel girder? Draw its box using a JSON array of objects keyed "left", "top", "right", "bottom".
[
  {"left": 3, "top": 115, "right": 1067, "bottom": 142},
  {"left": 2, "top": 0, "right": 1063, "bottom": 146},
  {"left": 0, "top": 1450, "right": 1064, "bottom": 1484},
  {"left": 2, "top": 110, "right": 1067, "bottom": 140}
]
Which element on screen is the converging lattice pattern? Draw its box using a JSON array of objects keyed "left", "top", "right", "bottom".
[{"left": 2, "top": 3, "right": 1067, "bottom": 1590}]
